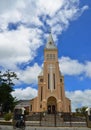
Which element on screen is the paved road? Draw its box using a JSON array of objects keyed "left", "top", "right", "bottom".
[{"left": 0, "top": 125, "right": 91, "bottom": 130}]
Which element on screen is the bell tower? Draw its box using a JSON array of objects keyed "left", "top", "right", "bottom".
[{"left": 37, "top": 31, "right": 71, "bottom": 113}]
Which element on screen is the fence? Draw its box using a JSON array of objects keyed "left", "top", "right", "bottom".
[{"left": 26, "top": 112, "right": 87, "bottom": 127}]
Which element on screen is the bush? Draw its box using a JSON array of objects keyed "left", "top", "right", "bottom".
[{"left": 4, "top": 113, "right": 12, "bottom": 121}]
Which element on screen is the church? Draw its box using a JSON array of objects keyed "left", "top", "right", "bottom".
[{"left": 30, "top": 32, "right": 71, "bottom": 114}]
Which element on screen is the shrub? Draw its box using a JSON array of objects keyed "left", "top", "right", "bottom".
[{"left": 4, "top": 113, "right": 12, "bottom": 121}]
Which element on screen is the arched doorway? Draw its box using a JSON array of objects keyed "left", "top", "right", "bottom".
[{"left": 47, "top": 96, "right": 57, "bottom": 114}]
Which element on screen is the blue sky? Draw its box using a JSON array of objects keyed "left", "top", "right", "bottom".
[
  {"left": 60, "top": 4, "right": 91, "bottom": 91},
  {"left": 0, "top": 0, "right": 91, "bottom": 111}
]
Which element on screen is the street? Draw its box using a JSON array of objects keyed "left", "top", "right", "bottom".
[{"left": 0, "top": 125, "right": 91, "bottom": 130}]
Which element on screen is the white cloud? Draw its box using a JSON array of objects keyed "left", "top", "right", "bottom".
[
  {"left": 0, "top": 0, "right": 22, "bottom": 30},
  {"left": 0, "top": 0, "right": 89, "bottom": 31},
  {"left": 66, "top": 89, "right": 91, "bottom": 112},
  {"left": 12, "top": 86, "right": 91, "bottom": 112},
  {"left": 12, "top": 86, "right": 37, "bottom": 100},
  {"left": 8, "top": 56, "right": 91, "bottom": 85},
  {"left": 59, "top": 56, "right": 91, "bottom": 78},
  {"left": 59, "top": 56, "right": 84, "bottom": 75},
  {"left": 0, "top": 0, "right": 90, "bottom": 84},
  {"left": 85, "top": 62, "right": 91, "bottom": 78},
  {"left": 18, "top": 63, "right": 42, "bottom": 84},
  {"left": 0, "top": 0, "right": 19, "bottom": 13},
  {"left": 37, "top": 0, "right": 64, "bottom": 17},
  {"left": 0, "top": 26, "right": 43, "bottom": 69},
  {"left": 0, "top": 1, "right": 90, "bottom": 113},
  {"left": 0, "top": 0, "right": 89, "bottom": 70}
]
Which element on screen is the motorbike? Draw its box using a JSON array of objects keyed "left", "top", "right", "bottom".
[
  {"left": 13, "top": 108, "right": 26, "bottom": 129},
  {"left": 15, "top": 115, "right": 25, "bottom": 129}
]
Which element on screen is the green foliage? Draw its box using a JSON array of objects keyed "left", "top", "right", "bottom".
[
  {"left": 4, "top": 113, "right": 12, "bottom": 121},
  {"left": 2, "top": 70, "right": 18, "bottom": 86},
  {"left": 0, "top": 70, "right": 19, "bottom": 113},
  {"left": 75, "top": 106, "right": 88, "bottom": 116}
]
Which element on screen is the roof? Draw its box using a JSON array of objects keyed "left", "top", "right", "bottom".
[
  {"left": 15, "top": 100, "right": 30, "bottom": 108},
  {"left": 45, "top": 32, "right": 57, "bottom": 49}
]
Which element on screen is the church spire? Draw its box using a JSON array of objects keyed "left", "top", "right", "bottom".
[{"left": 45, "top": 29, "right": 57, "bottom": 49}]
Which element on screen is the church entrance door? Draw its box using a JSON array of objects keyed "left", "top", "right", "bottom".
[
  {"left": 48, "top": 105, "right": 51, "bottom": 114},
  {"left": 47, "top": 96, "right": 57, "bottom": 114},
  {"left": 52, "top": 105, "right": 55, "bottom": 113}
]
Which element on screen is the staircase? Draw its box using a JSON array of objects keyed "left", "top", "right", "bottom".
[{"left": 41, "top": 113, "right": 63, "bottom": 126}]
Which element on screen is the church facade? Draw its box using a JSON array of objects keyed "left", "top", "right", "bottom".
[{"left": 30, "top": 32, "right": 71, "bottom": 113}]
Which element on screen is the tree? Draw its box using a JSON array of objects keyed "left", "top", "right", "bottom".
[
  {"left": 75, "top": 108, "right": 80, "bottom": 113},
  {"left": 80, "top": 106, "right": 88, "bottom": 115},
  {"left": 0, "top": 70, "right": 18, "bottom": 113},
  {"left": 2, "top": 70, "right": 18, "bottom": 86},
  {"left": 75, "top": 106, "right": 88, "bottom": 116}
]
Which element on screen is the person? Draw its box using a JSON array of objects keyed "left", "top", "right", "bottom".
[
  {"left": 13, "top": 107, "right": 26, "bottom": 129},
  {"left": 15, "top": 115, "right": 25, "bottom": 129},
  {"left": 21, "top": 107, "right": 25, "bottom": 114}
]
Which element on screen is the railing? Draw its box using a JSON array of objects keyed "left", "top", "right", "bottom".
[{"left": 25, "top": 112, "right": 87, "bottom": 127}]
